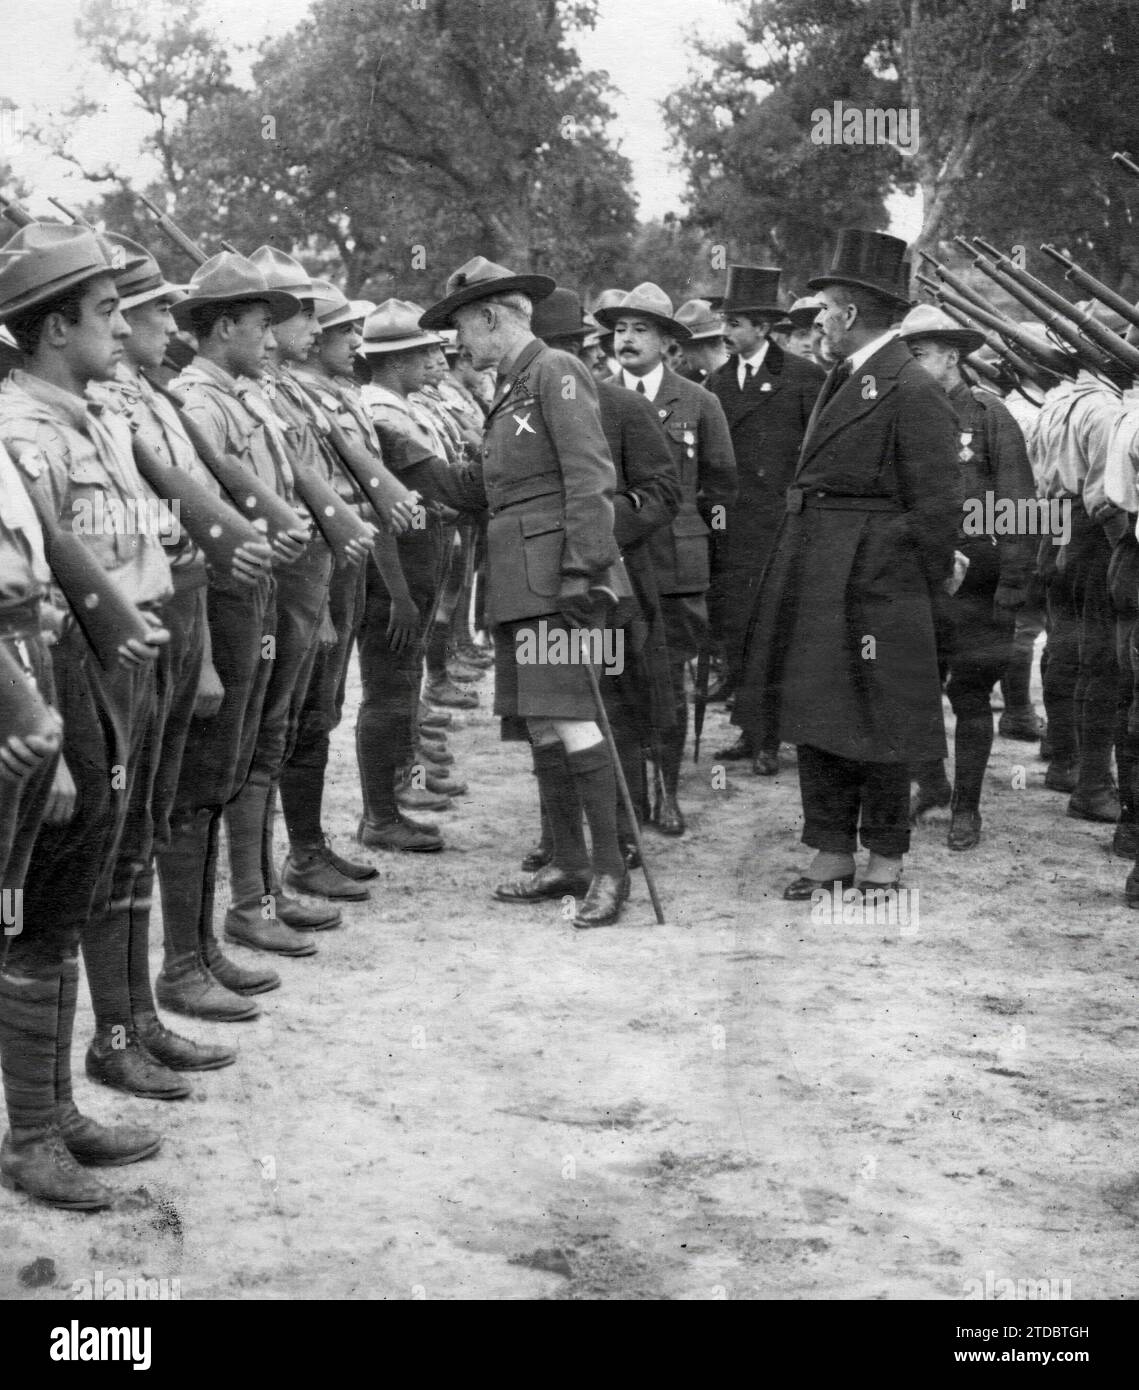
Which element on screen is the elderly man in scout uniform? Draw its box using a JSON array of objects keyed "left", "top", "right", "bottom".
[
  {"left": 706, "top": 266, "right": 825, "bottom": 772},
  {"left": 900, "top": 304, "right": 1037, "bottom": 850},
  {"left": 0, "top": 223, "right": 170, "bottom": 1209},
  {"left": 419, "top": 258, "right": 634, "bottom": 927},
  {"left": 594, "top": 283, "right": 737, "bottom": 835},
  {"left": 675, "top": 300, "right": 728, "bottom": 384},
  {"left": 735, "top": 230, "right": 961, "bottom": 900},
  {"left": 525, "top": 285, "right": 681, "bottom": 868}
]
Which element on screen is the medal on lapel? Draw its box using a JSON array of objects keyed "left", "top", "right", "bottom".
[{"left": 958, "top": 431, "right": 975, "bottom": 463}]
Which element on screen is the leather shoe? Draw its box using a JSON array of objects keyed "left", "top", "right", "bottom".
[
  {"left": 446, "top": 659, "right": 485, "bottom": 684},
  {"left": 653, "top": 793, "right": 686, "bottom": 836},
  {"left": 321, "top": 840, "right": 378, "bottom": 881},
  {"left": 57, "top": 1103, "right": 161, "bottom": 1167},
  {"left": 417, "top": 741, "right": 455, "bottom": 767},
  {"left": 156, "top": 960, "right": 263, "bottom": 1018},
  {"left": 357, "top": 816, "right": 443, "bottom": 852},
  {"left": 135, "top": 1011, "right": 235, "bottom": 1072},
  {"left": 910, "top": 780, "right": 952, "bottom": 821},
  {"left": 998, "top": 708, "right": 1044, "bottom": 740},
  {"left": 225, "top": 915, "right": 318, "bottom": 956},
  {"left": 1112, "top": 820, "right": 1139, "bottom": 858},
  {"left": 272, "top": 891, "right": 342, "bottom": 931},
  {"left": 521, "top": 843, "right": 552, "bottom": 871},
  {"left": 947, "top": 807, "right": 982, "bottom": 851},
  {"left": 202, "top": 943, "right": 280, "bottom": 997},
  {"left": 752, "top": 749, "right": 779, "bottom": 776},
  {"left": 85, "top": 1031, "right": 191, "bottom": 1100},
  {"left": 783, "top": 873, "right": 855, "bottom": 901},
  {"left": 283, "top": 850, "right": 370, "bottom": 901},
  {"left": 424, "top": 677, "right": 478, "bottom": 709},
  {"left": 0, "top": 1131, "right": 115, "bottom": 1209},
  {"left": 495, "top": 864, "right": 591, "bottom": 901},
  {"left": 572, "top": 871, "right": 631, "bottom": 928},
  {"left": 419, "top": 705, "right": 453, "bottom": 729},
  {"left": 455, "top": 641, "right": 494, "bottom": 667},
  {"left": 714, "top": 733, "right": 753, "bottom": 761},
  {"left": 1067, "top": 787, "right": 1120, "bottom": 823},
  {"left": 396, "top": 780, "right": 453, "bottom": 812},
  {"left": 424, "top": 769, "right": 469, "bottom": 797},
  {"left": 1044, "top": 762, "right": 1076, "bottom": 793}
]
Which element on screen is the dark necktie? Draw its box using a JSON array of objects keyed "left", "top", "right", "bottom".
[
  {"left": 636, "top": 379, "right": 646, "bottom": 394},
  {"left": 819, "top": 359, "right": 851, "bottom": 410}
]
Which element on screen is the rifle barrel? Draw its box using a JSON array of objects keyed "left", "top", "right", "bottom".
[{"left": 1039, "top": 243, "right": 1139, "bottom": 331}]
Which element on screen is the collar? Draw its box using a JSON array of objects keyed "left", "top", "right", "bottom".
[
  {"left": 621, "top": 361, "right": 665, "bottom": 401},
  {"left": 845, "top": 328, "right": 898, "bottom": 375},
  {"left": 7, "top": 368, "right": 95, "bottom": 434},
  {"left": 181, "top": 355, "right": 240, "bottom": 392},
  {"left": 738, "top": 341, "right": 770, "bottom": 374}
]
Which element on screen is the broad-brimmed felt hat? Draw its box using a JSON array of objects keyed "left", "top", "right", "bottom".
[
  {"left": 171, "top": 252, "right": 301, "bottom": 328},
  {"left": 249, "top": 246, "right": 313, "bottom": 304},
  {"left": 419, "top": 256, "right": 555, "bottom": 330},
  {"left": 101, "top": 233, "right": 186, "bottom": 313},
  {"left": 808, "top": 230, "right": 911, "bottom": 308},
  {"left": 782, "top": 295, "right": 825, "bottom": 330},
  {"left": 532, "top": 287, "right": 588, "bottom": 342},
  {"left": 309, "top": 277, "right": 372, "bottom": 330},
  {"left": 0, "top": 223, "right": 118, "bottom": 324},
  {"left": 898, "top": 303, "right": 984, "bottom": 355},
  {"left": 360, "top": 299, "right": 443, "bottom": 355},
  {"left": 594, "top": 283, "right": 691, "bottom": 341},
  {"left": 675, "top": 299, "right": 724, "bottom": 340},
  {"left": 717, "top": 265, "right": 784, "bottom": 317}
]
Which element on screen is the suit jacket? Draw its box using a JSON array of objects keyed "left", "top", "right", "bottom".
[
  {"left": 735, "top": 336, "right": 961, "bottom": 763},
  {"left": 706, "top": 340, "right": 825, "bottom": 567},
  {"left": 609, "top": 367, "right": 736, "bottom": 596}
]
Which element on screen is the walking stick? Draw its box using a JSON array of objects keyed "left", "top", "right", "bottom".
[{"left": 581, "top": 652, "right": 667, "bottom": 925}]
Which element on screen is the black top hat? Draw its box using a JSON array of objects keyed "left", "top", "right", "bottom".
[
  {"left": 718, "top": 265, "right": 784, "bottom": 317},
  {"left": 808, "top": 230, "right": 911, "bottom": 308},
  {"left": 532, "top": 287, "right": 587, "bottom": 342}
]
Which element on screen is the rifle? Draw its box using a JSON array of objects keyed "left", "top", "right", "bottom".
[
  {"left": 915, "top": 271, "right": 1070, "bottom": 380},
  {"left": 46, "top": 197, "right": 93, "bottom": 228},
  {"left": 1113, "top": 151, "right": 1139, "bottom": 179},
  {"left": 956, "top": 237, "right": 1119, "bottom": 380},
  {"left": 1038, "top": 243, "right": 1139, "bottom": 332},
  {"left": 0, "top": 640, "right": 58, "bottom": 745},
  {"left": 971, "top": 237, "right": 1139, "bottom": 376},
  {"left": 934, "top": 297, "right": 1054, "bottom": 397},
  {"left": 136, "top": 192, "right": 211, "bottom": 266}
]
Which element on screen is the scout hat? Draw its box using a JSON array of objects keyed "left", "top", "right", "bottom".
[
  {"left": 101, "top": 233, "right": 186, "bottom": 312},
  {"left": 249, "top": 246, "right": 313, "bottom": 303},
  {"left": 808, "top": 230, "right": 911, "bottom": 308},
  {"left": 716, "top": 265, "right": 784, "bottom": 317},
  {"left": 359, "top": 299, "right": 443, "bottom": 355},
  {"left": 0, "top": 223, "right": 117, "bottom": 324},
  {"left": 171, "top": 252, "right": 301, "bottom": 328},
  {"left": 419, "top": 256, "right": 555, "bottom": 330},
  {"left": 532, "top": 287, "right": 588, "bottom": 341},
  {"left": 898, "top": 302, "right": 984, "bottom": 355},
  {"left": 675, "top": 298, "right": 724, "bottom": 340},
  {"left": 309, "top": 277, "right": 372, "bottom": 330},
  {"left": 594, "top": 283, "right": 692, "bottom": 341},
  {"left": 782, "top": 295, "right": 826, "bottom": 330}
]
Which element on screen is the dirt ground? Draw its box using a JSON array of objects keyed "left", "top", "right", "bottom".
[{"left": 3, "top": 653, "right": 1139, "bottom": 1302}]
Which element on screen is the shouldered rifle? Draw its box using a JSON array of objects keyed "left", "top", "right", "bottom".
[
  {"left": 916, "top": 272, "right": 1068, "bottom": 382},
  {"left": 0, "top": 640, "right": 58, "bottom": 743},
  {"left": 971, "top": 237, "right": 1139, "bottom": 376},
  {"left": 1038, "top": 243, "right": 1139, "bottom": 333},
  {"left": 289, "top": 445, "right": 376, "bottom": 556},
  {"left": 1113, "top": 151, "right": 1139, "bottom": 179},
  {"left": 0, "top": 192, "right": 35, "bottom": 228},
  {"left": 46, "top": 197, "right": 93, "bottom": 228},
  {"left": 136, "top": 193, "right": 208, "bottom": 266},
  {"left": 934, "top": 299, "right": 1053, "bottom": 397}
]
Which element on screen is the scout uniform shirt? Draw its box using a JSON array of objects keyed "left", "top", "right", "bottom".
[
  {"left": 0, "top": 369, "right": 173, "bottom": 616},
  {"left": 0, "top": 437, "right": 52, "bottom": 637},
  {"left": 290, "top": 365, "right": 380, "bottom": 507},
  {"left": 1027, "top": 370, "right": 1122, "bottom": 514}
]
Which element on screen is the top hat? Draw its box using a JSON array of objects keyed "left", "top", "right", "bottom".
[
  {"left": 808, "top": 230, "right": 911, "bottom": 307},
  {"left": 532, "top": 287, "right": 588, "bottom": 342},
  {"left": 419, "top": 256, "right": 555, "bottom": 330},
  {"left": 0, "top": 224, "right": 117, "bottom": 324},
  {"left": 898, "top": 302, "right": 984, "bottom": 355},
  {"left": 100, "top": 233, "right": 186, "bottom": 313},
  {"left": 594, "top": 283, "right": 691, "bottom": 340},
  {"left": 248, "top": 246, "right": 313, "bottom": 302},
  {"left": 717, "top": 265, "right": 784, "bottom": 317},
  {"left": 360, "top": 299, "right": 443, "bottom": 355},
  {"left": 675, "top": 299, "right": 724, "bottom": 340},
  {"left": 308, "top": 277, "right": 373, "bottom": 330},
  {"left": 171, "top": 252, "right": 301, "bottom": 328}
]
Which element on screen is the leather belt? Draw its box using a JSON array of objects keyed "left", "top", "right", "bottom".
[{"left": 787, "top": 487, "right": 904, "bottom": 515}]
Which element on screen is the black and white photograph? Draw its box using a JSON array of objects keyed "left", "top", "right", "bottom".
[{"left": 0, "top": 0, "right": 1133, "bottom": 1332}]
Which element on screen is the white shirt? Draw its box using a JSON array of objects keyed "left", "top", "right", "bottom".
[
  {"left": 620, "top": 362, "right": 665, "bottom": 401},
  {"left": 845, "top": 328, "right": 898, "bottom": 375},
  {"left": 736, "top": 340, "right": 770, "bottom": 390}
]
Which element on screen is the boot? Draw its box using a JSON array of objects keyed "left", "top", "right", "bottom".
[
  {"left": 223, "top": 773, "right": 318, "bottom": 955},
  {"left": 522, "top": 796, "right": 554, "bottom": 872},
  {"left": 419, "top": 705, "right": 453, "bottom": 729},
  {"left": 85, "top": 1029, "right": 191, "bottom": 1100},
  {"left": 566, "top": 741, "right": 630, "bottom": 927},
  {"left": 654, "top": 716, "right": 687, "bottom": 836},
  {"left": 264, "top": 782, "right": 342, "bottom": 929},
  {"left": 198, "top": 807, "right": 279, "bottom": 996},
  {"left": 136, "top": 1010, "right": 235, "bottom": 1072},
  {"left": 55, "top": 958, "right": 161, "bottom": 1167},
  {"left": 283, "top": 844, "right": 370, "bottom": 901},
  {"left": 423, "top": 675, "right": 478, "bottom": 709},
  {"left": 0, "top": 967, "right": 114, "bottom": 1210}
]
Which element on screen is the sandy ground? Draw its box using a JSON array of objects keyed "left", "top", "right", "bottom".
[{"left": 3, "top": 656, "right": 1139, "bottom": 1302}]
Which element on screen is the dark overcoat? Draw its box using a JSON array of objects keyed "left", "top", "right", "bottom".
[{"left": 733, "top": 336, "right": 961, "bottom": 763}]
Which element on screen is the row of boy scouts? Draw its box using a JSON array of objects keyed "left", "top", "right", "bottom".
[{"left": 0, "top": 208, "right": 1135, "bottom": 1216}]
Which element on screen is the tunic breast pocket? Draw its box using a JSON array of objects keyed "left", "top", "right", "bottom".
[
  {"left": 66, "top": 453, "right": 127, "bottom": 561},
  {"left": 521, "top": 512, "right": 565, "bottom": 597}
]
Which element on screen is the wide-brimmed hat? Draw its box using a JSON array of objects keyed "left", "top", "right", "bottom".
[
  {"left": 532, "top": 287, "right": 588, "bottom": 342},
  {"left": 101, "top": 233, "right": 186, "bottom": 312},
  {"left": 898, "top": 302, "right": 984, "bottom": 355},
  {"left": 171, "top": 252, "right": 301, "bottom": 328},
  {"left": 594, "top": 283, "right": 691, "bottom": 341},
  {"left": 419, "top": 256, "right": 555, "bottom": 330},
  {"left": 0, "top": 223, "right": 118, "bottom": 324},
  {"left": 781, "top": 295, "right": 825, "bottom": 330},
  {"left": 808, "top": 230, "right": 911, "bottom": 308},
  {"left": 675, "top": 299, "right": 724, "bottom": 340},
  {"left": 248, "top": 246, "right": 313, "bottom": 304},
  {"left": 717, "top": 265, "right": 784, "bottom": 317},
  {"left": 360, "top": 299, "right": 443, "bottom": 355},
  {"left": 309, "top": 277, "right": 372, "bottom": 330}
]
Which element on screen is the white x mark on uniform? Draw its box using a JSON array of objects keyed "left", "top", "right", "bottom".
[{"left": 513, "top": 411, "right": 535, "bottom": 436}]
